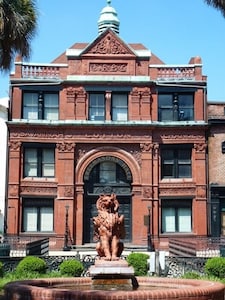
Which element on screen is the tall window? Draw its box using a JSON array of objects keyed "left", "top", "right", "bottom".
[
  {"left": 22, "top": 198, "right": 54, "bottom": 232},
  {"left": 23, "top": 91, "right": 59, "bottom": 120},
  {"left": 88, "top": 92, "right": 128, "bottom": 121},
  {"left": 112, "top": 94, "right": 128, "bottom": 121},
  {"left": 24, "top": 145, "right": 55, "bottom": 177},
  {"left": 161, "top": 145, "right": 192, "bottom": 179},
  {"left": 89, "top": 93, "right": 105, "bottom": 121},
  {"left": 158, "top": 93, "right": 194, "bottom": 121},
  {"left": 161, "top": 199, "right": 192, "bottom": 233}
]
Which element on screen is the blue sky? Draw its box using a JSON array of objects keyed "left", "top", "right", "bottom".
[{"left": 1, "top": 0, "right": 225, "bottom": 101}]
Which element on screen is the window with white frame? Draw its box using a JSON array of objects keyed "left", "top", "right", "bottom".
[
  {"left": 88, "top": 92, "right": 128, "bottom": 121},
  {"left": 161, "top": 199, "right": 192, "bottom": 233},
  {"left": 24, "top": 145, "right": 55, "bottom": 177},
  {"left": 22, "top": 198, "right": 54, "bottom": 232},
  {"left": 89, "top": 93, "right": 105, "bottom": 121},
  {"left": 23, "top": 91, "right": 59, "bottom": 120},
  {"left": 112, "top": 93, "right": 128, "bottom": 121}
]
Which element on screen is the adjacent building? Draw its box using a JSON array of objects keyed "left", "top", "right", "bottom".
[
  {"left": 6, "top": 1, "right": 208, "bottom": 251},
  {"left": 0, "top": 97, "right": 8, "bottom": 234},
  {"left": 208, "top": 102, "right": 225, "bottom": 238}
]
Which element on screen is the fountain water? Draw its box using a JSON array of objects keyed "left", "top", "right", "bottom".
[{"left": 4, "top": 194, "right": 225, "bottom": 300}]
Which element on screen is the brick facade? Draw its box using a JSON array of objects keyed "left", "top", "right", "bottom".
[{"left": 6, "top": 6, "right": 208, "bottom": 251}]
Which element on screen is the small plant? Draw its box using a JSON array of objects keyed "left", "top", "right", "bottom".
[
  {"left": 181, "top": 271, "right": 201, "bottom": 279},
  {"left": 15, "top": 256, "right": 47, "bottom": 276},
  {"left": 204, "top": 257, "right": 225, "bottom": 279},
  {"left": 126, "top": 252, "right": 149, "bottom": 276},
  {"left": 59, "top": 259, "right": 84, "bottom": 277}
]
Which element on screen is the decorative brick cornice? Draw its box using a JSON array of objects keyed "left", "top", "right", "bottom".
[
  {"left": 8, "top": 141, "right": 21, "bottom": 151},
  {"left": 194, "top": 143, "right": 207, "bottom": 153},
  {"left": 140, "top": 143, "right": 153, "bottom": 152},
  {"left": 56, "top": 142, "right": 75, "bottom": 153},
  {"left": 89, "top": 34, "right": 129, "bottom": 55},
  {"left": 89, "top": 63, "right": 127, "bottom": 73}
]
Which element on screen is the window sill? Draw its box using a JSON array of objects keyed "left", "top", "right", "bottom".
[
  {"left": 23, "top": 177, "right": 56, "bottom": 181},
  {"left": 160, "top": 178, "right": 193, "bottom": 183}
]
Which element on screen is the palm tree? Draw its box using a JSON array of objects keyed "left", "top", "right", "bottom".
[
  {"left": 204, "top": 0, "right": 225, "bottom": 17},
  {"left": 0, "top": 0, "right": 37, "bottom": 71}
]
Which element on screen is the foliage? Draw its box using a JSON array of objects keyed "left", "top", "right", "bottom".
[
  {"left": 181, "top": 271, "right": 201, "bottom": 279},
  {"left": 0, "top": 262, "right": 3, "bottom": 278},
  {"left": 126, "top": 252, "right": 149, "bottom": 276},
  {"left": 0, "top": 0, "right": 38, "bottom": 71},
  {"left": 204, "top": 0, "right": 225, "bottom": 17},
  {"left": 59, "top": 259, "right": 84, "bottom": 277},
  {"left": 204, "top": 257, "right": 225, "bottom": 278},
  {"left": 15, "top": 256, "right": 47, "bottom": 276}
]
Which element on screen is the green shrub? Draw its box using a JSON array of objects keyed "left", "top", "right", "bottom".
[
  {"left": 59, "top": 259, "right": 84, "bottom": 277},
  {"left": 0, "top": 261, "right": 3, "bottom": 277},
  {"left": 15, "top": 256, "right": 47, "bottom": 276},
  {"left": 126, "top": 252, "right": 149, "bottom": 276},
  {"left": 204, "top": 257, "right": 225, "bottom": 278},
  {"left": 181, "top": 271, "right": 201, "bottom": 279}
]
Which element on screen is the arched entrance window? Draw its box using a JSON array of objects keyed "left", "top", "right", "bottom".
[{"left": 83, "top": 156, "right": 132, "bottom": 244}]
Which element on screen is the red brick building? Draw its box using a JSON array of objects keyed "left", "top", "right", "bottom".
[
  {"left": 6, "top": 1, "right": 208, "bottom": 251},
  {"left": 208, "top": 102, "right": 225, "bottom": 237}
]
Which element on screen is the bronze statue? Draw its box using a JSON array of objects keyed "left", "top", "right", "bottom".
[{"left": 93, "top": 193, "right": 125, "bottom": 260}]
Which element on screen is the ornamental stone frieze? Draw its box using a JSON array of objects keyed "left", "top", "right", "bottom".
[
  {"left": 143, "top": 186, "right": 153, "bottom": 199},
  {"left": 64, "top": 186, "right": 74, "bottom": 198},
  {"left": 8, "top": 184, "right": 19, "bottom": 197},
  {"left": 140, "top": 143, "right": 153, "bottom": 152},
  {"left": 66, "top": 87, "right": 86, "bottom": 103},
  {"left": 89, "top": 63, "right": 127, "bottom": 73},
  {"left": 89, "top": 34, "right": 129, "bottom": 55},
  {"left": 194, "top": 143, "right": 207, "bottom": 153},
  {"left": 130, "top": 150, "right": 142, "bottom": 166},
  {"left": 56, "top": 142, "right": 75, "bottom": 152},
  {"left": 155, "top": 131, "right": 205, "bottom": 143},
  {"left": 130, "top": 87, "right": 151, "bottom": 100},
  {"left": 84, "top": 133, "right": 132, "bottom": 140},
  {"left": 196, "top": 186, "right": 206, "bottom": 198},
  {"left": 10, "top": 129, "right": 63, "bottom": 139},
  {"left": 159, "top": 183, "right": 196, "bottom": 196},
  {"left": 20, "top": 186, "right": 57, "bottom": 195},
  {"left": 8, "top": 141, "right": 21, "bottom": 151}
]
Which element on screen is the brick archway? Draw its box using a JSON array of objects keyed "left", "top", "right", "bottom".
[
  {"left": 76, "top": 146, "right": 141, "bottom": 186},
  {"left": 75, "top": 146, "right": 141, "bottom": 244}
]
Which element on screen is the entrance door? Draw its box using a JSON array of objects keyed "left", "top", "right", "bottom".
[{"left": 83, "top": 156, "right": 132, "bottom": 244}]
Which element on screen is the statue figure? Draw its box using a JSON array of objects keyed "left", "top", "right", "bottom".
[{"left": 93, "top": 193, "right": 126, "bottom": 260}]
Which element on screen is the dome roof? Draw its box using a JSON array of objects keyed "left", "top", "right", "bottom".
[{"left": 98, "top": 0, "right": 120, "bottom": 35}]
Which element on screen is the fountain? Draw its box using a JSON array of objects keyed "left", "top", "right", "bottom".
[{"left": 4, "top": 194, "right": 225, "bottom": 300}]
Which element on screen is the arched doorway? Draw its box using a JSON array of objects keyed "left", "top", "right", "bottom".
[{"left": 83, "top": 156, "right": 132, "bottom": 243}]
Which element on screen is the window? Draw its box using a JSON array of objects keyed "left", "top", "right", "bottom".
[
  {"left": 24, "top": 145, "right": 55, "bottom": 177},
  {"left": 112, "top": 94, "right": 128, "bottom": 121},
  {"left": 22, "top": 198, "right": 54, "bottom": 232},
  {"left": 161, "top": 145, "right": 192, "bottom": 179},
  {"left": 88, "top": 92, "right": 128, "bottom": 121},
  {"left": 89, "top": 93, "right": 105, "bottom": 121},
  {"left": 161, "top": 199, "right": 192, "bottom": 233},
  {"left": 158, "top": 93, "right": 194, "bottom": 121},
  {"left": 23, "top": 91, "right": 59, "bottom": 120}
]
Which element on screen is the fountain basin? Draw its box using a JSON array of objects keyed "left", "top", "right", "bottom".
[{"left": 4, "top": 276, "right": 225, "bottom": 300}]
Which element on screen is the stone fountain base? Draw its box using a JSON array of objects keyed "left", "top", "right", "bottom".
[
  {"left": 4, "top": 276, "right": 225, "bottom": 300},
  {"left": 89, "top": 259, "right": 136, "bottom": 290}
]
